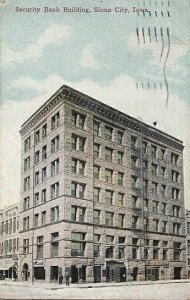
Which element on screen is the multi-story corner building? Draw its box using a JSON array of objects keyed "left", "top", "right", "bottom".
[
  {"left": 19, "top": 85, "right": 186, "bottom": 283},
  {"left": 0, "top": 204, "right": 19, "bottom": 279},
  {"left": 186, "top": 210, "right": 190, "bottom": 278}
]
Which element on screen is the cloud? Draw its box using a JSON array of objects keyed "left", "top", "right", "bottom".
[
  {"left": 0, "top": 74, "right": 190, "bottom": 209},
  {"left": 2, "top": 23, "right": 72, "bottom": 66},
  {"left": 80, "top": 43, "right": 103, "bottom": 70}
]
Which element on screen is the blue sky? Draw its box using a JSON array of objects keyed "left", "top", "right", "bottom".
[{"left": 1, "top": 0, "right": 190, "bottom": 208}]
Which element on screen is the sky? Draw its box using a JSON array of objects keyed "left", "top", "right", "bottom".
[{"left": 0, "top": 0, "right": 190, "bottom": 209}]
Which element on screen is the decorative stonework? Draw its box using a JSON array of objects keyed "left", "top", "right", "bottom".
[{"left": 20, "top": 85, "right": 183, "bottom": 151}]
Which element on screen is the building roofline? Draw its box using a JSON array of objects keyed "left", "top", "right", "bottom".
[{"left": 20, "top": 85, "right": 183, "bottom": 150}]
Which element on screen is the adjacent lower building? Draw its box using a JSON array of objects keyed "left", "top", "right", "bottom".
[
  {"left": 19, "top": 85, "right": 186, "bottom": 283},
  {"left": 0, "top": 204, "right": 19, "bottom": 279},
  {"left": 186, "top": 210, "right": 190, "bottom": 278}
]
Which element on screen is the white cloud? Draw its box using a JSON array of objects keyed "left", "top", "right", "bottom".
[
  {"left": 2, "top": 23, "right": 72, "bottom": 66},
  {"left": 80, "top": 43, "right": 103, "bottom": 70},
  {"left": 1, "top": 74, "right": 190, "bottom": 209}
]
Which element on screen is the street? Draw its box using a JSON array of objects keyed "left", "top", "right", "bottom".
[{"left": 0, "top": 281, "right": 190, "bottom": 299}]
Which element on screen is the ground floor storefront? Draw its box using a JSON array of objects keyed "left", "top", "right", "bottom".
[{"left": 0, "top": 258, "right": 18, "bottom": 280}]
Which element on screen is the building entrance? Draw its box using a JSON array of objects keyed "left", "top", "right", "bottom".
[
  {"left": 174, "top": 267, "right": 181, "bottom": 279},
  {"left": 71, "top": 265, "right": 86, "bottom": 283},
  {"left": 94, "top": 266, "right": 101, "bottom": 283}
]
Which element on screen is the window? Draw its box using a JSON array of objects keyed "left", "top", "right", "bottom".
[
  {"left": 35, "top": 150, "right": 40, "bottom": 165},
  {"left": 34, "top": 192, "right": 39, "bottom": 206},
  {"left": 187, "top": 240, "right": 190, "bottom": 254},
  {"left": 118, "top": 193, "right": 124, "bottom": 206},
  {"left": 105, "top": 169, "right": 113, "bottom": 183},
  {"left": 71, "top": 206, "right": 85, "bottom": 222},
  {"left": 118, "top": 214, "right": 124, "bottom": 227},
  {"left": 93, "top": 143, "right": 100, "bottom": 158},
  {"left": 9, "top": 220, "right": 12, "bottom": 234},
  {"left": 24, "top": 156, "right": 30, "bottom": 172},
  {"left": 24, "top": 137, "right": 30, "bottom": 152},
  {"left": 132, "top": 238, "right": 139, "bottom": 259},
  {"left": 79, "top": 160, "right": 85, "bottom": 175},
  {"left": 151, "top": 145, "right": 157, "bottom": 158},
  {"left": 72, "top": 158, "right": 77, "bottom": 173},
  {"left": 152, "top": 182, "right": 158, "bottom": 195},
  {"left": 162, "top": 221, "right": 167, "bottom": 233},
  {"left": 41, "top": 189, "right": 46, "bottom": 203},
  {"left": 105, "top": 190, "right": 113, "bottom": 205},
  {"left": 71, "top": 134, "right": 86, "bottom": 152},
  {"left": 153, "top": 219, "right": 159, "bottom": 232},
  {"left": 131, "top": 176, "right": 137, "bottom": 189},
  {"left": 132, "top": 216, "right": 138, "bottom": 229},
  {"left": 132, "top": 195, "right": 138, "bottom": 208},
  {"left": 41, "top": 211, "right": 46, "bottom": 226},
  {"left": 51, "top": 232, "right": 59, "bottom": 257},
  {"left": 171, "top": 153, "right": 179, "bottom": 165},
  {"left": 94, "top": 234, "right": 100, "bottom": 243},
  {"left": 152, "top": 164, "right": 157, "bottom": 176},
  {"left": 172, "top": 170, "right": 179, "bottom": 183},
  {"left": 51, "top": 182, "right": 59, "bottom": 199},
  {"left": 152, "top": 201, "right": 158, "bottom": 214},
  {"left": 42, "top": 167, "right": 47, "bottom": 182},
  {"left": 153, "top": 248, "right": 159, "bottom": 260},
  {"left": 42, "top": 145, "right": 47, "bottom": 161},
  {"left": 160, "top": 166, "right": 166, "bottom": 179},
  {"left": 24, "top": 176, "right": 30, "bottom": 191},
  {"left": 142, "top": 141, "right": 148, "bottom": 154},
  {"left": 51, "top": 112, "right": 60, "bottom": 130},
  {"left": 42, "top": 123, "right": 47, "bottom": 139},
  {"left": 71, "top": 182, "right": 86, "bottom": 199},
  {"left": 23, "top": 239, "right": 29, "bottom": 254},
  {"left": 93, "top": 165, "right": 100, "bottom": 179},
  {"left": 93, "top": 187, "right": 100, "bottom": 202},
  {"left": 105, "top": 126, "right": 113, "bottom": 141},
  {"left": 35, "top": 171, "right": 39, "bottom": 186},
  {"left": 173, "top": 206, "right": 180, "bottom": 217},
  {"left": 13, "top": 218, "right": 16, "bottom": 233},
  {"left": 71, "top": 111, "right": 86, "bottom": 129},
  {"left": 105, "top": 236, "right": 114, "bottom": 258},
  {"left": 50, "top": 206, "right": 59, "bottom": 223},
  {"left": 172, "top": 187, "right": 180, "bottom": 200},
  {"left": 37, "top": 236, "right": 43, "bottom": 259},
  {"left": 144, "top": 218, "right": 149, "bottom": 231},
  {"left": 71, "top": 232, "right": 86, "bottom": 256},
  {"left": 51, "top": 135, "right": 59, "bottom": 153},
  {"left": 187, "top": 222, "right": 190, "bottom": 234},
  {"left": 105, "top": 212, "right": 113, "bottom": 226},
  {"left": 161, "top": 149, "right": 165, "bottom": 160},
  {"left": 173, "top": 242, "right": 181, "bottom": 261},
  {"left": 35, "top": 130, "right": 40, "bottom": 144},
  {"left": 23, "top": 197, "right": 30, "bottom": 211},
  {"left": 118, "top": 172, "right": 124, "bottom": 185},
  {"left": 93, "top": 244, "right": 100, "bottom": 257},
  {"left": 131, "top": 156, "right": 138, "bottom": 168},
  {"left": 105, "top": 147, "right": 113, "bottom": 162},
  {"left": 93, "top": 121, "right": 100, "bottom": 136},
  {"left": 23, "top": 217, "right": 29, "bottom": 231},
  {"left": 131, "top": 136, "right": 137, "bottom": 149},
  {"left": 51, "top": 159, "right": 59, "bottom": 176},
  {"left": 117, "top": 131, "right": 123, "bottom": 145},
  {"left": 173, "top": 223, "right": 180, "bottom": 235},
  {"left": 162, "top": 203, "right": 167, "bottom": 215},
  {"left": 117, "top": 151, "right": 124, "bottom": 165},
  {"left": 93, "top": 210, "right": 100, "bottom": 224},
  {"left": 34, "top": 213, "right": 39, "bottom": 227}
]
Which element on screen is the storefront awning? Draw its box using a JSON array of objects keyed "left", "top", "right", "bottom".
[{"left": 0, "top": 262, "right": 14, "bottom": 271}]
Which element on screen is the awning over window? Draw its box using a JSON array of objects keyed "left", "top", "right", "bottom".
[{"left": 0, "top": 262, "right": 14, "bottom": 271}]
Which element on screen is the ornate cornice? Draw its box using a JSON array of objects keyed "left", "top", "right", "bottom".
[{"left": 20, "top": 85, "right": 183, "bottom": 151}]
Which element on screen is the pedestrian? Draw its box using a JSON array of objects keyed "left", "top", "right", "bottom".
[
  {"left": 65, "top": 272, "right": 70, "bottom": 286},
  {"left": 58, "top": 273, "right": 63, "bottom": 284}
]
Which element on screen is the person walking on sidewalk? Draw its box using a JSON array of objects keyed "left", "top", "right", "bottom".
[
  {"left": 65, "top": 272, "right": 70, "bottom": 286},
  {"left": 58, "top": 273, "right": 63, "bottom": 284}
]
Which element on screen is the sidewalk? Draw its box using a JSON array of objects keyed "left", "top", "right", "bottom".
[{"left": 0, "top": 279, "right": 190, "bottom": 290}]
